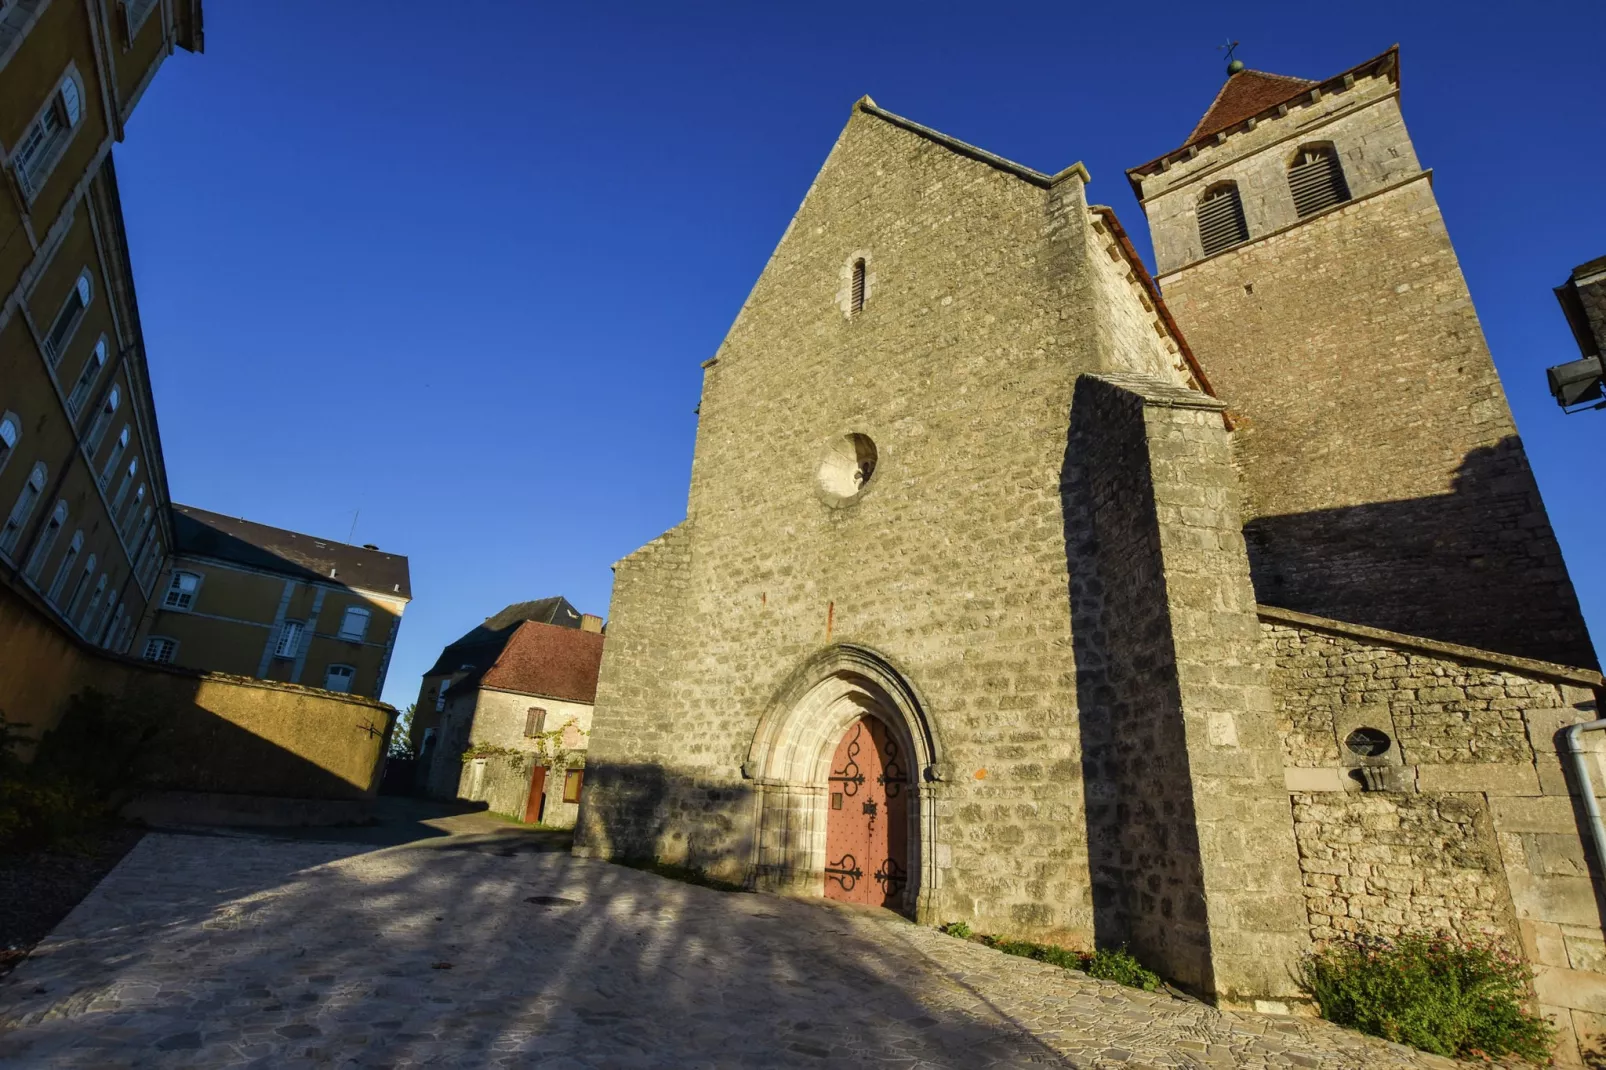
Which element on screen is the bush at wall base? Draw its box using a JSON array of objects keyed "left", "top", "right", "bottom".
[{"left": 1298, "top": 933, "right": 1553, "bottom": 1063}]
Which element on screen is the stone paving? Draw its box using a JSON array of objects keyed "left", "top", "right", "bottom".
[{"left": 0, "top": 824, "right": 1464, "bottom": 1068}]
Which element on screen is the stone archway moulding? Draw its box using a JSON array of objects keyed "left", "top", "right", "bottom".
[{"left": 741, "top": 644, "right": 946, "bottom": 920}]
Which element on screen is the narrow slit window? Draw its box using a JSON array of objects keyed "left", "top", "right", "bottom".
[
  {"left": 1288, "top": 145, "right": 1351, "bottom": 219},
  {"left": 850, "top": 258, "right": 867, "bottom": 314},
  {"left": 1197, "top": 183, "right": 1249, "bottom": 256}
]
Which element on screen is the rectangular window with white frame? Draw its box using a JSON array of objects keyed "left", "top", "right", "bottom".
[
  {"left": 163, "top": 570, "right": 200, "bottom": 610},
  {"left": 12, "top": 70, "right": 86, "bottom": 200},
  {"left": 121, "top": 0, "right": 160, "bottom": 44},
  {"left": 142, "top": 636, "right": 177, "bottom": 664},
  {"left": 337, "top": 605, "right": 370, "bottom": 641},
  {"left": 323, "top": 664, "right": 355, "bottom": 693},
  {"left": 274, "top": 620, "right": 304, "bottom": 658}
]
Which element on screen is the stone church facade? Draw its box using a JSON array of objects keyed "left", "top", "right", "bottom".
[{"left": 575, "top": 48, "right": 1605, "bottom": 1055}]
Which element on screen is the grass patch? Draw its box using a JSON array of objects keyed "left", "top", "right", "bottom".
[
  {"left": 614, "top": 857, "right": 750, "bottom": 893},
  {"left": 940, "top": 922, "right": 1161, "bottom": 992},
  {"left": 1299, "top": 934, "right": 1552, "bottom": 1063}
]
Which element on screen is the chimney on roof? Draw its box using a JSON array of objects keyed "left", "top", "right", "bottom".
[{"left": 580, "top": 614, "right": 604, "bottom": 633}]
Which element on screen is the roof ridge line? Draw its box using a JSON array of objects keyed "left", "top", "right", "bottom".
[{"left": 855, "top": 98, "right": 1088, "bottom": 190}]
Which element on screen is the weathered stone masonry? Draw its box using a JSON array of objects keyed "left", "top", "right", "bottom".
[{"left": 1263, "top": 608, "right": 1606, "bottom": 1065}]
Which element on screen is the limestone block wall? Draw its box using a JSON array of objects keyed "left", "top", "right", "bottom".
[
  {"left": 577, "top": 100, "right": 1220, "bottom": 949},
  {"left": 1264, "top": 607, "right": 1606, "bottom": 1065},
  {"left": 1162, "top": 171, "right": 1591, "bottom": 668}
]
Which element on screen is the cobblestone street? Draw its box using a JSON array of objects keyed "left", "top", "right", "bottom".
[{"left": 0, "top": 822, "right": 1462, "bottom": 1069}]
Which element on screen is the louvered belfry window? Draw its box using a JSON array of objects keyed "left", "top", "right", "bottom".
[
  {"left": 850, "top": 258, "right": 866, "bottom": 314},
  {"left": 1288, "top": 146, "right": 1351, "bottom": 219},
  {"left": 1197, "top": 184, "right": 1249, "bottom": 256}
]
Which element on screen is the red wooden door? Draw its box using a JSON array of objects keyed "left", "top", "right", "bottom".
[
  {"left": 824, "top": 716, "right": 910, "bottom": 908},
  {"left": 523, "top": 766, "right": 548, "bottom": 825}
]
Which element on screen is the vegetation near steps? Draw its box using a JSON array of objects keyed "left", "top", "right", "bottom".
[
  {"left": 940, "top": 921, "right": 1162, "bottom": 992},
  {"left": 1297, "top": 933, "right": 1553, "bottom": 1064}
]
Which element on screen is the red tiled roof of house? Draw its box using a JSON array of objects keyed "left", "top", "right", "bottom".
[
  {"left": 1186, "top": 69, "right": 1316, "bottom": 145},
  {"left": 478, "top": 620, "right": 605, "bottom": 704}
]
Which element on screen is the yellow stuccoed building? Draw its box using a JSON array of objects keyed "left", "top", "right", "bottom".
[{"left": 133, "top": 505, "right": 411, "bottom": 700}]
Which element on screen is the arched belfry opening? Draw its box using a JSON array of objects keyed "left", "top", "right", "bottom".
[{"left": 743, "top": 645, "right": 942, "bottom": 919}]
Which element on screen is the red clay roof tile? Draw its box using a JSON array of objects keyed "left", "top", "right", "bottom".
[{"left": 478, "top": 620, "right": 605, "bottom": 704}]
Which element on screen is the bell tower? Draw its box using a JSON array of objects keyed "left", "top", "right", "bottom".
[{"left": 1127, "top": 47, "right": 1594, "bottom": 668}]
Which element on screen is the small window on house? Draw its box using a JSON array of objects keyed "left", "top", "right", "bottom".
[
  {"left": 1197, "top": 183, "right": 1249, "bottom": 256},
  {"left": 850, "top": 258, "right": 867, "bottom": 314},
  {"left": 0, "top": 461, "right": 47, "bottom": 556},
  {"left": 0, "top": 412, "right": 18, "bottom": 475},
  {"left": 337, "top": 605, "right": 371, "bottom": 641},
  {"left": 562, "top": 769, "right": 584, "bottom": 803},
  {"left": 42, "top": 272, "right": 92, "bottom": 365},
  {"left": 324, "top": 664, "right": 355, "bottom": 693},
  {"left": 108, "top": 458, "right": 137, "bottom": 515},
  {"left": 91, "top": 587, "right": 119, "bottom": 644},
  {"left": 142, "top": 636, "right": 177, "bottom": 664},
  {"left": 435, "top": 681, "right": 449, "bottom": 711},
  {"left": 12, "top": 72, "right": 85, "bottom": 199},
  {"left": 163, "top": 570, "right": 200, "bottom": 610},
  {"left": 99, "top": 427, "right": 130, "bottom": 487},
  {"left": 78, "top": 572, "right": 106, "bottom": 633},
  {"left": 524, "top": 707, "right": 547, "bottom": 737},
  {"left": 46, "top": 529, "right": 83, "bottom": 603},
  {"left": 119, "top": 485, "right": 144, "bottom": 532},
  {"left": 84, "top": 386, "right": 120, "bottom": 452},
  {"left": 66, "top": 552, "right": 95, "bottom": 617},
  {"left": 275, "top": 620, "right": 304, "bottom": 658},
  {"left": 23, "top": 499, "right": 66, "bottom": 580},
  {"left": 65, "top": 337, "right": 107, "bottom": 417},
  {"left": 1288, "top": 144, "right": 1351, "bottom": 219},
  {"left": 122, "top": 0, "right": 160, "bottom": 41}
]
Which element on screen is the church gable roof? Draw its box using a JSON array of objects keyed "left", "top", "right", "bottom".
[{"left": 1186, "top": 69, "right": 1316, "bottom": 145}]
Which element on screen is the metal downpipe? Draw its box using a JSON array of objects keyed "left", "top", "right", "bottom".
[{"left": 1563, "top": 718, "right": 1606, "bottom": 882}]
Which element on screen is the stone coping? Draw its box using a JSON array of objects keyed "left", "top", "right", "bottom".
[
  {"left": 1257, "top": 605, "right": 1604, "bottom": 689},
  {"left": 855, "top": 96, "right": 1089, "bottom": 190}
]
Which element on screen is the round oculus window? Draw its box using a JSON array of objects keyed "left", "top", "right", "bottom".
[{"left": 816, "top": 433, "right": 878, "bottom": 505}]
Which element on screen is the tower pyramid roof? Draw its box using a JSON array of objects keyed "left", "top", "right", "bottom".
[{"left": 1186, "top": 69, "right": 1316, "bottom": 145}]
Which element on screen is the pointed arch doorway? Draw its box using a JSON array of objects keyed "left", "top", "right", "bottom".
[{"left": 744, "top": 645, "right": 942, "bottom": 920}]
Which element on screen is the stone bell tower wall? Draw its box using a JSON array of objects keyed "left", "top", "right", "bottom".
[{"left": 1130, "top": 66, "right": 1594, "bottom": 669}]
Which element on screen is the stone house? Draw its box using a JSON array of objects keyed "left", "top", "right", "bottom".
[
  {"left": 410, "top": 595, "right": 599, "bottom": 759},
  {"left": 574, "top": 46, "right": 1606, "bottom": 1061},
  {"left": 425, "top": 619, "right": 604, "bottom": 829}
]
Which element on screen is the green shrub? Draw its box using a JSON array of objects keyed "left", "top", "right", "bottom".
[
  {"left": 1299, "top": 934, "right": 1553, "bottom": 1063},
  {"left": 1085, "top": 945, "right": 1162, "bottom": 991},
  {"left": 941, "top": 921, "right": 972, "bottom": 939}
]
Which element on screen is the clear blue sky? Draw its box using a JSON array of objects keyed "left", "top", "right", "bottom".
[{"left": 116, "top": 2, "right": 1606, "bottom": 708}]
